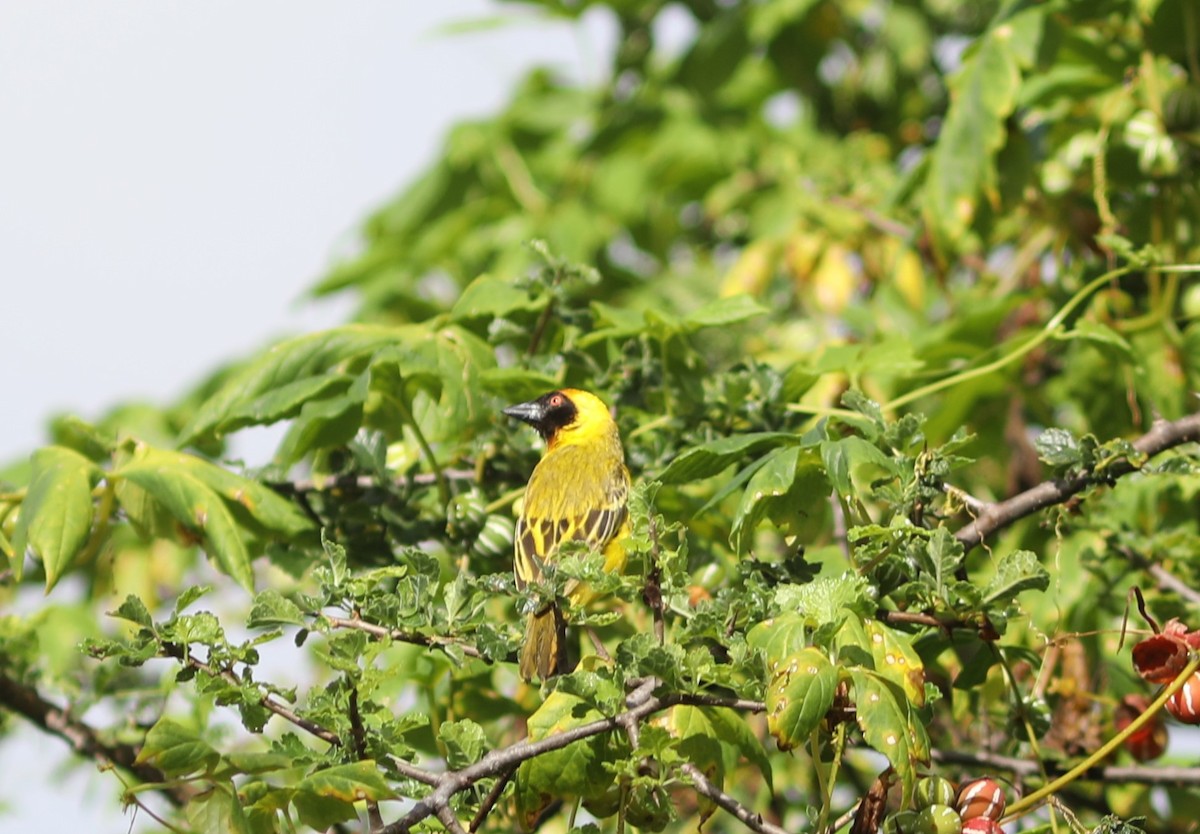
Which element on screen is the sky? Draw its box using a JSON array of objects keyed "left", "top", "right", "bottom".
[
  {"left": 0, "top": 1, "right": 615, "bottom": 465},
  {"left": 0, "top": 2, "right": 613, "bottom": 829}
]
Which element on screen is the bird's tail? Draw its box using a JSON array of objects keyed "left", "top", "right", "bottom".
[{"left": 520, "top": 605, "right": 567, "bottom": 682}]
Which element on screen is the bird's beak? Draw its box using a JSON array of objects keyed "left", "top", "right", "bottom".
[{"left": 502, "top": 399, "right": 544, "bottom": 426}]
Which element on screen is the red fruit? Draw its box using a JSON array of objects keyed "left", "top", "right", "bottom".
[
  {"left": 1166, "top": 671, "right": 1200, "bottom": 724},
  {"left": 961, "top": 819, "right": 1004, "bottom": 834},
  {"left": 1114, "top": 694, "right": 1168, "bottom": 761},
  {"left": 1131, "top": 632, "right": 1190, "bottom": 683},
  {"left": 955, "top": 778, "right": 1006, "bottom": 821}
]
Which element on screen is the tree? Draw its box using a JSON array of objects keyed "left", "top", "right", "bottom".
[{"left": 3, "top": 1, "right": 1200, "bottom": 832}]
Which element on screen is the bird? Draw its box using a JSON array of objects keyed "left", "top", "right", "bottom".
[{"left": 502, "top": 389, "right": 631, "bottom": 681}]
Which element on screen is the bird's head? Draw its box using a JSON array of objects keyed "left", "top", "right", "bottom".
[{"left": 502, "top": 389, "right": 616, "bottom": 448}]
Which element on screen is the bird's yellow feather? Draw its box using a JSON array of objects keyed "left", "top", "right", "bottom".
[{"left": 503, "top": 389, "right": 630, "bottom": 680}]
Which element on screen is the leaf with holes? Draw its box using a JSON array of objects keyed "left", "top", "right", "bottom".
[
  {"left": 765, "top": 647, "right": 838, "bottom": 751},
  {"left": 850, "top": 670, "right": 929, "bottom": 806}
]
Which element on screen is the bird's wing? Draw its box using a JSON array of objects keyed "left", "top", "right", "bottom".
[{"left": 514, "top": 465, "right": 628, "bottom": 590}]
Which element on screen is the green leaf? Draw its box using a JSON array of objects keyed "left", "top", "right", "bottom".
[
  {"left": 185, "top": 782, "right": 251, "bottom": 834},
  {"left": 115, "top": 453, "right": 254, "bottom": 589},
  {"left": 922, "top": 7, "right": 1045, "bottom": 252},
  {"left": 479, "top": 367, "right": 560, "bottom": 401},
  {"left": 863, "top": 620, "right": 927, "bottom": 707},
  {"left": 439, "top": 719, "right": 488, "bottom": 769},
  {"left": 294, "top": 761, "right": 395, "bottom": 829},
  {"left": 747, "top": 611, "right": 809, "bottom": 674},
  {"left": 113, "top": 594, "right": 153, "bottom": 629},
  {"left": 295, "top": 760, "right": 395, "bottom": 801},
  {"left": 850, "top": 670, "right": 929, "bottom": 805},
  {"left": 984, "top": 549, "right": 1050, "bottom": 605},
  {"left": 180, "top": 324, "right": 414, "bottom": 443},
  {"left": 127, "top": 447, "right": 312, "bottom": 537},
  {"left": 1034, "top": 427, "right": 1082, "bottom": 467},
  {"left": 175, "top": 584, "right": 212, "bottom": 613},
  {"left": 10, "top": 446, "right": 100, "bottom": 588},
  {"left": 680, "top": 294, "right": 768, "bottom": 330},
  {"left": 247, "top": 590, "right": 306, "bottom": 628},
  {"left": 776, "top": 572, "right": 876, "bottom": 627},
  {"left": 658, "top": 432, "right": 801, "bottom": 485},
  {"left": 731, "top": 446, "right": 828, "bottom": 554},
  {"left": 820, "top": 437, "right": 895, "bottom": 496},
  {"left": 516, "top": 692, "right": 614, "bottom": 802},
  {"left": 449, "top": 273, "right": 539, "bottom": 321},
  {"left": 136, "top": 718, "right": 221, "bottom": 777},
  {"left": 765, "top": 647, "right": 837, "bottom": 751},
  {"left": 1059, "top": 319, "right": 1135, "bottom": 358}
]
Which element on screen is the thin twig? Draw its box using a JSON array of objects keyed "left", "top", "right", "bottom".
[
  {"left": 164, "top": 645, "right": 342, "bottom": 746},
  {"left": 0, "top": 670, "right": 196, "bottom": 806},
  {"left": 320, "top": 614, "right": 485, "bottom": 660},
  {"left": 645, "top": 513, "right": 665, "bottom": 645},
  {"left": 390, "top": 756, "right": 441, "bottom": 787},
  {"left": 954, "top": 413, "right": 1200, "bottom": 552},
  {"left": 349, "top": 684, "right": 384, "bottom": 830},
  {"left": 468, "top": 764, "right": 518, "bottom": 833},
  {"left": 1114, "top": 545, "right": 1200, "bottom": 607},
  {"left": 273, "top": 469, "right": 478, "bottom": 495}
]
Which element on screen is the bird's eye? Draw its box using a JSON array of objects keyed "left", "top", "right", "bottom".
[{"left": 549, "top": 394, "right": 564, "bottom": 407}]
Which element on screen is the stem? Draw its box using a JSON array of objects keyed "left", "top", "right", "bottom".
[
  {"left": 885, "top": 266, "right": 1135, "bottom": 413},
  {"left": 484, "top": 486, "right": 524, "bottom": 515},
  {"left": 78, "top": 479, "right": 117, "bottom": 569},
  {"left": 1004, "top": 655, "right": 1200, "bottom": 821},
  {"left": 818, "top": 723, "right": 847, "bottom": 834},
  {"left": 811, "top": 728, "right": 829, "bottom": 830},
  {"left": 388, "top": 394, "right": 448, "bottom": 507},
  {"left": 628, "top": 413, "right": 674, "bottom": 439}
]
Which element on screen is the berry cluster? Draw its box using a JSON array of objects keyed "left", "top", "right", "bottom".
[{"left": 882, "top": 777, "right": 1006, "bottom": 834}]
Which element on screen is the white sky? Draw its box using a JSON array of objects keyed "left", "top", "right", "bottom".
[{"left": 0, "top": 2, "right": 612, "bottom": 829}]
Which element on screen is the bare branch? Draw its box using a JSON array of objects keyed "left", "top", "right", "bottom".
[
  {"left": 437, "top": 803, "right": 470, "bottom": 834},
  {"left": 954, "top": 413, "right": 1200, "bottom": 552},
  {"left": 0, "top": 669, "right": 196, "bottom": 807},
  {"left": 468, "top": 764, "right": 517, "bottom": 833},
  {"left": 645, "top": 513, "right": 665, "bottom": 645},
  {"left": 349, "top": 684, "right": 384, "bottom": 830},
  {"left": 377, "top": 679, "right": 662, "bottom": 834},
  {"left": 932, "top": 747, "right": 1200, "bottom": 786},
  {"left": 1114, "top": 545, "right": 1200, "bottom": 607},
  {"left": 272, "top": 468, "right": 479, "bottom": 495}
]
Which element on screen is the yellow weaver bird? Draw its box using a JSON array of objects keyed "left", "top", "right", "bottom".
[{"left": 502, "top": 389, "right": 631, "bottom": 681}]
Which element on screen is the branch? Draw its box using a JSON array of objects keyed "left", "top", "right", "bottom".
[
  {"left": 1114, "top": 545, "right": 1200, "bottom": 607},
  {"left": 163, "top": 644, "right": 342, "bottom": 747},
  {"left": 680, "top": 761, "right": 788, "bottom": 834},
  {"left": 377, "top": 680, "right": 663, "bottom": 834},
  {"left": 932, "top": 746, "right": 1200, "bottom": 786},
  {"left": 0, "top": 669, "right": 196, "bottom": 807},
  {"left": 954, "top": 413, "right": 1200, "bottom": 552},
  {"left": 271, "top": 468, "right": 479, "bottom": 495}
]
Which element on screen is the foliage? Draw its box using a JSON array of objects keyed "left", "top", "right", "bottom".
[{"left": 2, "top": 1, "right": 1200, "bottom": 833}]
